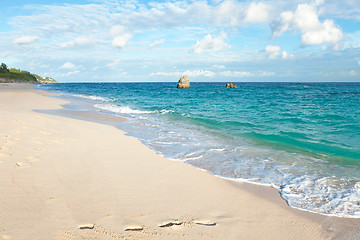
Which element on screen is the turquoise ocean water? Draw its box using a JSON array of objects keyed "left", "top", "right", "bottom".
[{"left": 39, "top": 82, "right": 360, "bottom": 217}]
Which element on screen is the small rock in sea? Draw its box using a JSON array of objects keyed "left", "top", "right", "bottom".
[
  {"left": 177, "top": 75, "right": 190, "bottom": 88},
  {"left": 194, "top": 220, "right": 216, "bottom": 226},
  {"left": 78, "top": 224, "right": 95, "bottom": 230},
  {"left": 226, "top": 82, "right": 237, "bottom": 88},
  {"left": 125, "top": 226, "right": 144, "bottom": 231},
  {"left": 158, "top": 220, "right": 183, "bottom": 227}
]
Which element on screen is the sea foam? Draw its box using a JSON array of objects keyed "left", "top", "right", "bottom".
[
  {"left": 72, "top": 94, "right": 113, "bottom": 102},
  {"left": 94, "top": 104, "right": 154, "bottom": 114}
]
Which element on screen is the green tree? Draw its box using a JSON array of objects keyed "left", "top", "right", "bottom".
[{"left": 0, "top": 63, "right": 9, "bottom": 73}]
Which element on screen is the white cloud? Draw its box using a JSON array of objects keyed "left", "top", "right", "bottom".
[
  {"left": 110, "top": 25, "right": 127, "bottom": 36},
  {"left": 265, "top": 45, "right": 293, "bottom": 59},
  {"left": 60, "top": 37, "right": 93, "bottom": 48},
  {"left": 281, "top": 50, "right": 294, "bottom": 59},
  {"left": 213, "top": 0, "right": 245, "bottom": 26},
  {"left": 315, "top": 0, "right": 360, "bottom": 21},
  {"left": 1, "top": 51, "right": 11, "bottom": 58},
  {"left": 148, "top": 39, "right": 165, "bottom": 48},
  {"left": 42, "top": 70, "right": 80, "bottom": 78},
  {"left": 66, "top": 70, "right": 80, "bottom": 76},
  {"left": 3, "top": 0, "right": 357, "bottom": 82},
  {"left": 13, "top": 35, "right": 39, "bottom": 44},
  {"left": 59, "top": 62, "right": 76, "bottom": 69},
  {"left": 220, "top": 71, "right": 252, "bottom": 77},
  {"left": 150, "top": 71, "right": 179, "bottom": 77},
  {"left": 301, "top": 19, "right": 343, "bottom": 45},
  {"left": 265, "top": 45, "right": 281, "bottom": 59},
  {"left": 272, "top": 3, "right": 343, "bottom": 46},
  {"left": 213, "top": 64, "right": 226, "bottom": 69},
  {"left": 258, "top": 71, "right": 276, "bottom": 77},
  {"left": 340, "top": 31, "right": 360, "bottom": 50},
  {"left": 112, "top": 34, "right": 132, "bottom": 48},
  {"left": 245, "top": 2, "right": 270, "bottom": 23},
  {"left": 358, "top": 60, "right": 360, "bottom": 66},
  {"left": 193, "top": 32, "right": 230, "bottom": 54},
  {"left": 10, "top": 4, "right": 110, "bottom": 35},
  {"left": 151, "top": 70, "right": 274, "bottom": 78},
  {"left": 105, "top": 60, "right": 123, "bottom": 69},
  {"left": 150, "top": 69, "right": 216, "bottom": 77},
  {"left": 184, "top": 69, "right": 216, "bottom": 77},
  {"left": 349, "top": 70, "right": 357, "bottom": 76},
  {"left": 7, "top": 1, "right": 347, "bottom": 45},
  {"left": 220, "top": 70, "right": 275, "bottom": 77}
]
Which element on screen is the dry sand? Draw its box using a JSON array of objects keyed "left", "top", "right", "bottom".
[{"left": 0, "top": 83, "right": 359, "bottom": 240}]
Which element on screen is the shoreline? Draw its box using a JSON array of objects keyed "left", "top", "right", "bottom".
[
  {"left": 1, "top": 83, "right": 359, "bottom": 239},
  {"left": 37, "top": 83, "right": 360, "bottom": 220}
]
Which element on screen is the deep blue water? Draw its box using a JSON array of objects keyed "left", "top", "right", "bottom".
[{"left": 39, "top": 82, "right": 360, "bottom": 217}]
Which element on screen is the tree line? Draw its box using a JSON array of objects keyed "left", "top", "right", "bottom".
[{"left": 0, "top": 63, "right": 56, "bottom": 83}]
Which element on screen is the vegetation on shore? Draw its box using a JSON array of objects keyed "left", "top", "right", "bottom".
[{"left": 0, "top": 63, "right": 56, "bottom": 84}]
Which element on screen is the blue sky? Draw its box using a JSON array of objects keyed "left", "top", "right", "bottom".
[{"left": 1, "top": 0, "right": 360, "bottom": 82}]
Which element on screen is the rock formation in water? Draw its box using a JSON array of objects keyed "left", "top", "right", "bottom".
[
  {"left": 226, "top": 82, "right": 237, "bottom": 88},
  {"left": 177, "top": 75, "right": 190, "bottom": 88}
]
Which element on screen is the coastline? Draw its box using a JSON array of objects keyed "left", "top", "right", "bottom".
[{"left": 0, "top": 83, "right": 359, "bottom": 239}]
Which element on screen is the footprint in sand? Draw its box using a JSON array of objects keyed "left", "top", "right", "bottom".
[
  {"left": 15, "top": 162, "right": 31, "bottom": 168},
  {"left": 194, "top": 220, "right": 216, "bottom": 226},
  {"left": 158, "top": 220, "right": 183, "bottom": 228},
  {"left": 4, "top": 135, "right": 15, "bottom": 145},
  {"left": 78, "top": 224, "right": 95, "bottom": 230},
  {"left": 125, "top": 226, "right": 144, "bottom": 231}
]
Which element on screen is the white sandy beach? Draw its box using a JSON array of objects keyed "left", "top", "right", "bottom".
[{"left": 0, "top": 83, "right": 359, "bottom": 240}]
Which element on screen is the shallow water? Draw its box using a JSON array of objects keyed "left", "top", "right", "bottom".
[{"left": 39, "top": 82, "right": 360, "bottom": 217}]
